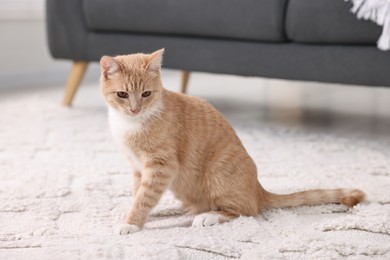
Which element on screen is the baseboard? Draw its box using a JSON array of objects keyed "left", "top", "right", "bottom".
[{"left": 0, "top": 65, "right": 101, "bottom": 92}]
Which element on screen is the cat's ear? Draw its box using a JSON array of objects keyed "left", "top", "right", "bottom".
[
  {"left": 100, "top": 56, "right": 120, "bottom": 79},
  {"left": 146, "top": 49, "right": 164, "bottom": 73}
]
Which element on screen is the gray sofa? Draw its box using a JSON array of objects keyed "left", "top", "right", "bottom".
[{"left": 46, "top": 0, "right": 390, "bottom": 106}]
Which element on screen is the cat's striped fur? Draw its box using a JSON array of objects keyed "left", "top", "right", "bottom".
[{"left": 100, "top": 49, "right": 365, "bottom": 235}]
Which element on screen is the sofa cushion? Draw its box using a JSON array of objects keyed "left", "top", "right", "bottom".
[
  {"left": 83, "top": 0, "right": 287, "bottom": 42},
  {"left": 286, "top": 0, "right": 382, "bottom": 44}
]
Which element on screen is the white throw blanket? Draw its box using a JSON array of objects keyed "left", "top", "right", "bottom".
[{"left": 346, "top": 0, "right": 390, "bottom": 50}]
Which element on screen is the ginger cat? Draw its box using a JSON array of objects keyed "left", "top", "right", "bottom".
[{"left": 100, "top": 49, "right": 365, "bottom": 235}]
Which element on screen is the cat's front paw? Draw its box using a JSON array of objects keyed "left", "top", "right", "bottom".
[
  {"left": 114, "top": 223, "right": 141, "bottom": 235},
  {"left": 192, "top": 213, "right": 220, "bottom": 227}
]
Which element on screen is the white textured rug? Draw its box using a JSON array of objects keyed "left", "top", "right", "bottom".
[{"left": 1, "top": 90, "right": 390, "bottom": 260}]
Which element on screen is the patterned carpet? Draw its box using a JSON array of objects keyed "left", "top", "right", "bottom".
[{"left": 0, "top": 89, "right": 389, "bottom": 259}]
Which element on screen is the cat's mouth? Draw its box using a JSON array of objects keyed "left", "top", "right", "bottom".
[{"left": 124, "top": 109, "right": 144, "bottom": 118}]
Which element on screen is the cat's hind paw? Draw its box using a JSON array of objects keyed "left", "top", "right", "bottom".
[
  {"left": 114, "top": 223, "right": 140, "bottom": 235},
  {"left": 192, "top": 213, "right": 220, "bottom": 227}
]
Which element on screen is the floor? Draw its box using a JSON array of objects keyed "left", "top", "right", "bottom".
[
  {"left": 3, "top": 67, "right": 390, "bottom": 142},
  {"left": 1, "top": 73, "right": 389, "bottom": 259}
]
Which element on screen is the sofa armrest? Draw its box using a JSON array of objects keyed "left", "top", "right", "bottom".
[{"left": 46, "top": 0, "right": 89, "bottom": 60}]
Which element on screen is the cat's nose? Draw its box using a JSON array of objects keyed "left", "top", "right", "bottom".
[{"left": 130, "top": 107, "right": 141, "bottom": 114}]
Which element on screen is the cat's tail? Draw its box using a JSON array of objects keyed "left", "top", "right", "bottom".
[{"left": 264, "top": 188, "right": 365, "bottom": 209}]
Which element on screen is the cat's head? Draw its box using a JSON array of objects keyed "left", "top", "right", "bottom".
[{"left": 100, "top": 49, "right": 164, "bottom": 118}]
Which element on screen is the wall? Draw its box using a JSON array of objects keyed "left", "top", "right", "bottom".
[
  {"left": 0, "top": 1, "right": 99, "bottom": 92},
  {"left": 0, "top": 0, "right": 45, "bottom": 20},
  {"left": 0, "top": 0, "right": 44, "bottom": 20}
]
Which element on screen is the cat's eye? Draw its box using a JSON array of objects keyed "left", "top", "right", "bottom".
[
  {"left": 142, "top": 91, "right": 152, "bottom": 98},
  {"left": 117, "top": 91, "right": 129, "bottom": 98}
]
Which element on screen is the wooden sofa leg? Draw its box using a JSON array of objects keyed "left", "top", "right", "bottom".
[
  {"left": 62, "top": 61, "right": 89, "bottom": 106},
  {"left": 181, "top": 71, "right": 190, "bottom": 93}
]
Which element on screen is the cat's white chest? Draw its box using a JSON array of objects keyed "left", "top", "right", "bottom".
[{"left": 108, "top": 108, "right": 143, "bottom": 170}]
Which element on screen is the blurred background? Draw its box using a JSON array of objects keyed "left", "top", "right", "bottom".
[
  {"left": 0, "top": 0, "right": 389, "bottom": 136},
  {"left": 0, "top": 0, "right": 100, "bottom": 93}
]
